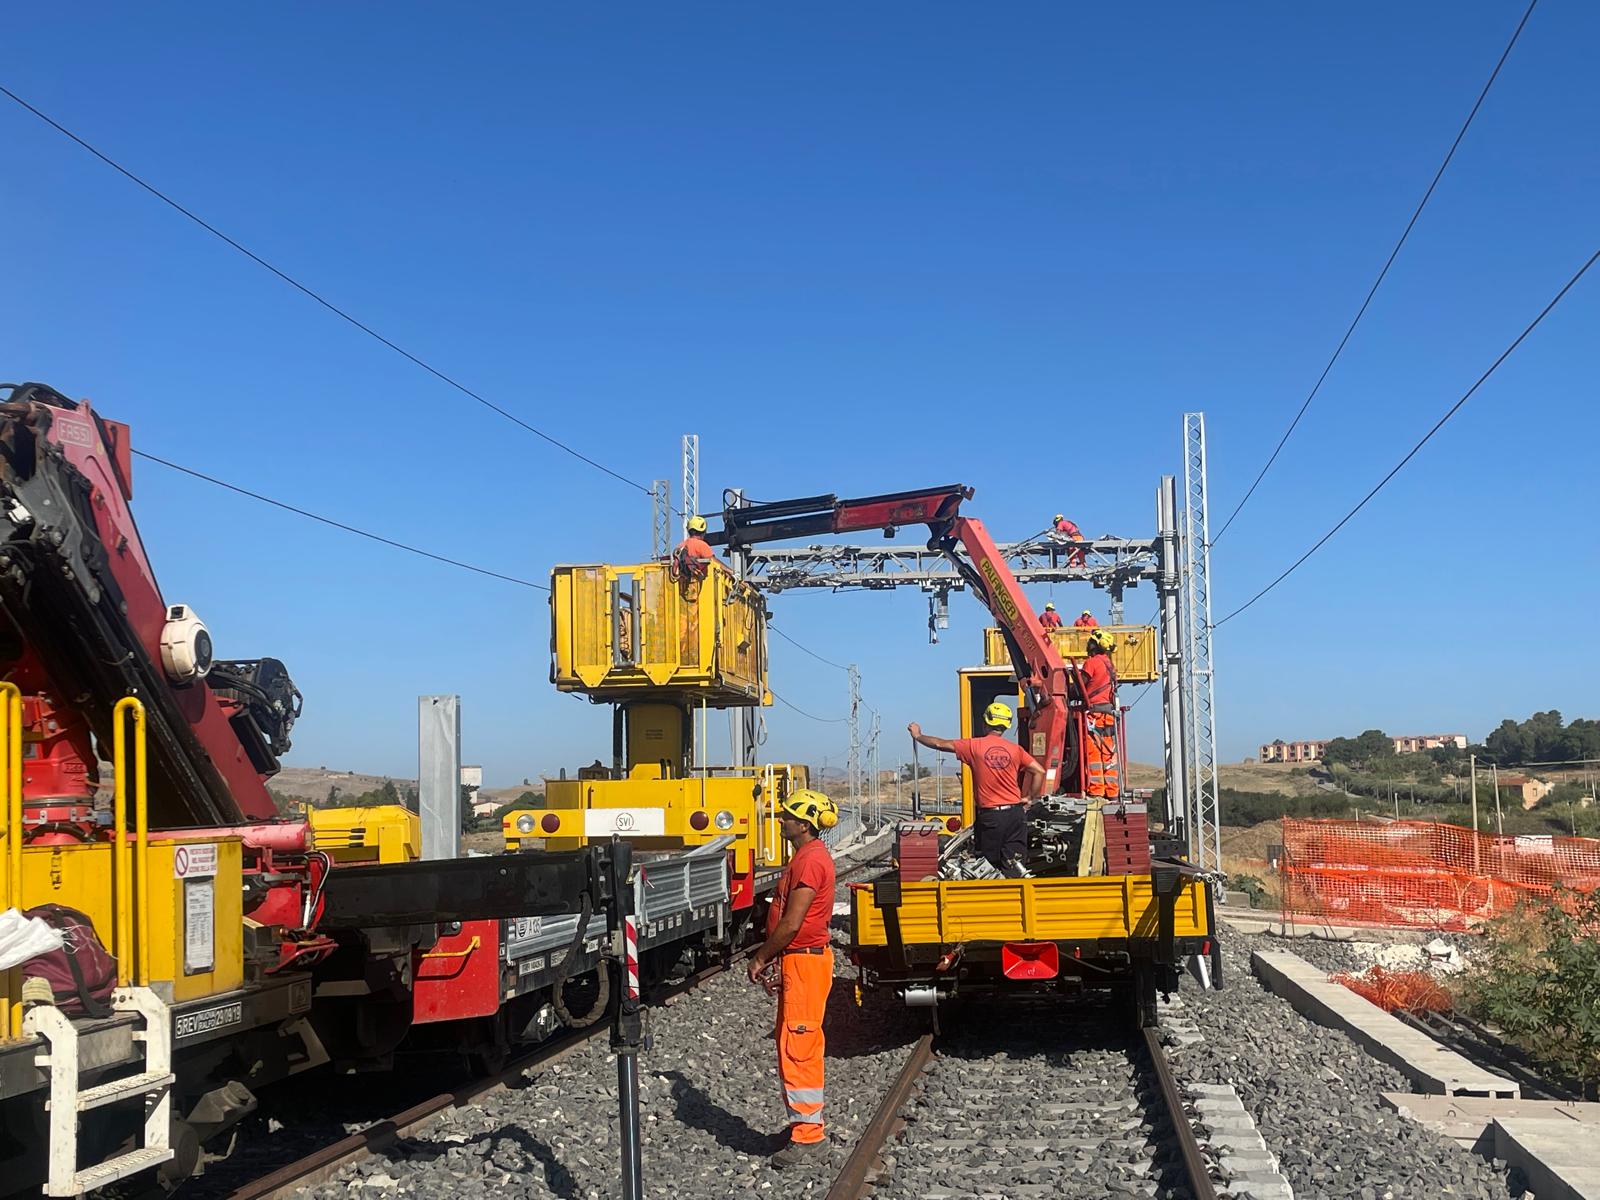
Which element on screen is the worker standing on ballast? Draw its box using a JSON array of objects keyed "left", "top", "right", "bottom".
[
  {"left": 1080, "top": 628, "right": 1120, "bottom": 799},
  {"left": 747, "top": 788, "right": 838, "bottom": 1168},
  {"left": 1074, "top": 609, "right": 1098, "bottom": 629},
  {"left": 1039, "top": 602, "right": 1063, "bottom": 629},
  {"left": 672, "top": 515, "right": 716, "bottom": 593},
  {"left": 910, "top": 705, "right": 1045, "bottom": 876}
]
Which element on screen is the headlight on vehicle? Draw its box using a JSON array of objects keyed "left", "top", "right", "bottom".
[
  {"left": 714, "top": 810, "right": 735, "bottom": 830},
  {"left": 514, "top": 813, "right": 536, "bottom": 835}
]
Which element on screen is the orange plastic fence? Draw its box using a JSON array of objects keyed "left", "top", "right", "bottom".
[{"left": 1277, "top": 818, "right": 1600, "bottom": 932}]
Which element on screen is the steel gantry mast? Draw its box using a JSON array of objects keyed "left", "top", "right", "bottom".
[
  {"left": 1180, "top": 413, "right": 1222, "bottom": 874},
  {"left": 732, "top": 415, "right": 1223, "bottom": 869}
]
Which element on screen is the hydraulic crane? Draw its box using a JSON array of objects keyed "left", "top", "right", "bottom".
[{"left": 706, "top": 485, "right": 1082, "bottom": 794}]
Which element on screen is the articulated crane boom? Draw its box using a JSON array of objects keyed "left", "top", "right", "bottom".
[{"left": 707, "top": 485, "right": 1075, "bottom": 792}]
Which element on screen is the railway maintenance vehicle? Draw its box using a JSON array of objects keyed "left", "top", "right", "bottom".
[
  {"left": 0, "top": 383, "right": 811, "bottom": 1198},
  {"left": 703, "top": 485, "right": 1218, "bottom": 1026}
]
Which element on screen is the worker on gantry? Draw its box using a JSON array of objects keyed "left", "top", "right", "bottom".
[
  {"left": 1074, "top": 609, "right": 1098, "bottom": 629},
  {"left": 671, "top": 515, "right": 717, "bottom": 593},
  {"left": 910, "top": 703, "right": 1045, "bottom": 877},
  {"left": 1080, "top": 629, "right": 1120, "bottom": 799},
  {"left": 1039, "top": 601, "right": 1063, "bottom": 629},
  {"left": 1053, "top": 513, "right": 1086, "bottom": 566},
  {"left": 747, "top": 788, "right": 838, "bottom": 1168}
]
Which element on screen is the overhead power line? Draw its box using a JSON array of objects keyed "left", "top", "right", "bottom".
[
  {"left": 0, "top": 83, "right": 650, "bottom": 498},
  {"left": 769, "top": 689, "right": 850, "bottom": 723},
  {"left": 1214, "top": 245, "right": 1598, "bottom": 629},
  {"left": 134, "top": 449, "right": 547, "bottom": 589},
  {"left": 1211, "top": 0, "right": 1539, "bottom": 547},
  {"left": 769, "top": 624, "right": 851, "bottom": 672}
]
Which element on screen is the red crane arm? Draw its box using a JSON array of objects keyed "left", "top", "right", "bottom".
[{"left": 713, "top": 484, "right": 1075, "bottom": 789}]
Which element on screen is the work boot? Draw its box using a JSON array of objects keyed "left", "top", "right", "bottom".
[{"left": 770, "top": 1139, "right": 829, "bottom": 1169}]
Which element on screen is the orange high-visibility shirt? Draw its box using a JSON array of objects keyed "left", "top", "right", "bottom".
[
  {"left": 1073, "top": 614, "right": 1098, "bottom": 628},
  {"left": 1079, "top": 654, "right": 1116, "bottom": 709},
  {"left": 1039, "top": 610, "right": 1063, "bottom": 628},
  {"left": 951, "top": 733, "right": 1040, "bottom": 810},
  {"left": 767, "top": 838, "right": 835, "bottom": 949}
]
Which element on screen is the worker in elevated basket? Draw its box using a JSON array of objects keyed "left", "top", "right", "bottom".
[
  {"left": 1039, "top": 601, "right": 1063, "bottom": 629},
  {"left": 671, "top": 515, "right": 716, "bottom": 592},
  {"left": 1074, "top": 608, "right": 1099, "bottom": 629},
  {"left": 747, "top": 788, "right": 838, "bottom": 1168},
  {"left": 910, "top": 703, "right": 1045, "bottom": 877},
  {"left": 1081, "top": 628, "right": 1120, "bottom": 799}
]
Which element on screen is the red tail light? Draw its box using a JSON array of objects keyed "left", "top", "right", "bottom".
[
  {"left": 1001, "top": 941, "right": 1059, "bottom": 981},
  {"left": 945, "top": 816, "right": 963, "bottom": 833},
  {"left": 1202, "top": 939, "right": 1211, "bottom": 956},
  {"left": 540, "top": 812, "right": 561, "bottom": 834},
  {"left": 688, "top": 810, "right": 710, "bottom": 831}
]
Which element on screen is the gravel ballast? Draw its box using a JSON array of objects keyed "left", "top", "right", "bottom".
[
  {"left": 303, "top": 945, "right": 917, "bottom": 1199},
  {"left": 1174, "top": 930, "right": 1525, "bottom": 1200}
]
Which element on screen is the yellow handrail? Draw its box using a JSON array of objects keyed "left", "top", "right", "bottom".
[
  {"left": 113, "top": 697, "right": 150, "bottom": 988},
  {"left": 1, "top": 681, "right": 20, "bottom": 1038}
]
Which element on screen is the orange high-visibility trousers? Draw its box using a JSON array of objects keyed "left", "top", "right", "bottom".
[
  {"left": 775, "top": 951, "right": 832, "bottom": 1144},
  {"left": 1085, "top": 715, "right": 1120, "bottom": 799}
]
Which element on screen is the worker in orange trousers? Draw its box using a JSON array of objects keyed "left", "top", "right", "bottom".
[
  {"left": 748, "top": 789, "right": 838, "bottom": 1168},
  {"left": 1053, "top": 514, "right": 1086, "bottom": 566},
  {"left": 1079, "top": 628, "right": 1120, "bottom": 799}
]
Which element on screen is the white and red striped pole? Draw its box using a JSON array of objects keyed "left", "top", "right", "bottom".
[{"left": 622, "top": 916, "right": 640, "bottom": 1002}]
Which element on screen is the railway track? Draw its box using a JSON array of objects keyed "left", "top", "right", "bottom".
[
  {"left": 828, "top": 1012, "right": 1217, "bottom": 1200},
  {"left": 212, "top": 838, "right": 895, "bottom": 1199}
]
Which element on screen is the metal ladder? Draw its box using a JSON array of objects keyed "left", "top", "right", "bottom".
[{"left": 25, "top": 985, "right": 174, "bottom": 1196}]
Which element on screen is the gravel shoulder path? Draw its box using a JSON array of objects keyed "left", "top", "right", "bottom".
[{"left": 1174, "top": 929, "right": 1525, "bottom": 1200}]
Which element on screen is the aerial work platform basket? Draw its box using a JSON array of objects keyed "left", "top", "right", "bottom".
[
  {"left": 550, "top": 561, "right": 769, "bottom": 705},
  {"left": 983, "top": 623, "right": 1160, "bottom": 683}
]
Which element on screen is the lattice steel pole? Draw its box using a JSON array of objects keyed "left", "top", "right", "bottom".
[
  {"left": 1181, "top": 413, "right": 1222, "bottom": 874},
  {"left": 1157, "top": 475, "right": 1188, "bottom": 849},
  {"left": 650, "top": 480, "right": 671, "bottom": 559},
  {"left": 680, "top": 434, "right": 699, "bottom": 539}
]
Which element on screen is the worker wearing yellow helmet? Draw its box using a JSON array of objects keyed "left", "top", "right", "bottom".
[
  {"left": 1080, "top": 628, "right": 1121, "bottom": 799},
  {"left": 748, "top": 787, "right": 838, "bottom": 1167},
  {"left": 672, "top": 514, "right": 716, "bottom": 590},
  {"left": 1074, "top": 608, "right": 1098, "bottom": 629},
  {"left": 1039, "top": 601, "right": 1063, "bottom": 629},
  {"left": 909, "top": 702, "right": 1045, "bottom": 876}
]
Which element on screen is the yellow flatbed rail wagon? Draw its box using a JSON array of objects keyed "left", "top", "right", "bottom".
[{"left": 851, "top": 863, "right": 1213, "bottom": 1025}]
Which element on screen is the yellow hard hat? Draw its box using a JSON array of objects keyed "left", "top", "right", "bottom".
[
  {"left": 1081, "top": 609, "right": 1094, "bottom": 617},
  {"left": 1044, "top": 602, "right": 1056, "bottom": 611},
  {"left": 1088, "top": 628, "right": 1115, "bottom": 652},
  {"left": 687, "top": 515, "right": 708, "bottom": 534},
  {"left": 983, "top": 701, "right": 1013, "bottom": 729},
  {"left": 1053, "top": 513, "right": 1064, "bottom": 522},
  {"left": 780, "top": 788, "right": 839, "bottom": 830}
]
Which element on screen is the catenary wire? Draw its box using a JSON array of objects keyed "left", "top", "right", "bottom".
[
  {"left": 1214, "top": 245, "right": 1598, "bottom": 629},
  {"left": 133, "top": 449, "right": 547, "bottom": 590},
  {"left": 768, "top": 624, "right": 851, "bottom": 671},
  {"left": 1210, "top": 0, "right": 1539, "bottom": 547},
  {"left": 768, "top": 689, "right": 850, "bottom": 724},
  {"left": 0, "top": 83, "right": 651, "bottom": 497}
]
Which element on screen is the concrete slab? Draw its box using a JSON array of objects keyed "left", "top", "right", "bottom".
[
  {"left": 1495, "top": 1117, "right": 1600, "bottom": 1200},
  {"left": 1381, "top": 1092, "right": 1600, "bottom": 1151},
  {"left": 1222, "top": 911, "right": 1435, "bottom": 942},
  {"left": 1251, "top": 950, "right": 1519, "bottom": 1099}
]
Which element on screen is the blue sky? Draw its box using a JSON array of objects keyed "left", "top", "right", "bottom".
[{"left": 2, "top": 4, "right": 1595, "bottom": 785}]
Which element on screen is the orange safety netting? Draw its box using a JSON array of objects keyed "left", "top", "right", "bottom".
[
  {"left": 1332, "top": 967, "right": 1453, "bottom": 1015},
  {"left": 1277, "top": 818, "right": 1600, "bottom": 932}
]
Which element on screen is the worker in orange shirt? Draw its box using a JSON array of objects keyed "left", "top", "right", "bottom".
[
  {"left": 1039, "top": 602, "right": 1063, "bottom": 629},
  {"left": 1053, "top": 514, "right": 1086, "bottom": 566},
  {"left": 911, "top": 703, "right": 1045, "bottom": 876},
  {"left": 1079, "top": 629, "right": 1120, "bottom": 799},
  {"left": 671, "top": 515, "right": 716, "bottom": 593},
  {"left": 1073, "top": 609, "right": 1098, "bottom": 629},
  {"left": 748, "top": 789, "right": 838, "bottom": 1168}
]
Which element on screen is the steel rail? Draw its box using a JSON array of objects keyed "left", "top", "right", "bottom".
[
  {"left": 825, "top": 1032, "right": 934, "bottom": 1200},
  {"left": 1142, "top": 1025, "right": 1219, "bottom": 1200}
]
